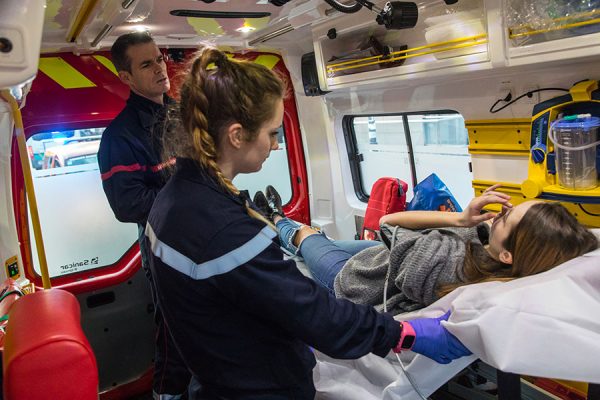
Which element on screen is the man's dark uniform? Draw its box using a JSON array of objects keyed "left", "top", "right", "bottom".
[{"left": 98, "top": 91, "right": 190, "bottom": 396}]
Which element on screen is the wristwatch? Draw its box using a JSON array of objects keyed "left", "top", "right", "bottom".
[{"left": 394, "top": 321, "right": 416, "bottom": 353}]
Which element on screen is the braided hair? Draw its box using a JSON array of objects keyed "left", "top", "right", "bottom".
[{"left": 164, "top": 47, "right": 285, "bottom": 226}]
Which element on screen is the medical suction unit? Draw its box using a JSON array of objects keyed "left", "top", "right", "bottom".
[{"left": 522, "top": 80, "right": 600, "bottom": 203}]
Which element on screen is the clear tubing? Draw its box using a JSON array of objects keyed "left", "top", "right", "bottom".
[
  {"left": 548, "top": 128, "right": 600, "bottom": 150},
  {"left": 384, "top": 226, "right": 429, "bottom": 400}
]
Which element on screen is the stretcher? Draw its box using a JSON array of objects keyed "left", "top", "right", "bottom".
[{"left": 305, "top": 233, "right": 600, "bottom": 399}]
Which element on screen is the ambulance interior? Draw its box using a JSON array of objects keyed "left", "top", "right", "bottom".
[{"left": 1, "top": 0, "right": 600, "bottom": 399}]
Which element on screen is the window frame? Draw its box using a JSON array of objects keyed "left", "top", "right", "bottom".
[
  {"left": 343, "top": 110, "right": 462, "bottom": 202},
  {"left": 12, "top": 120, "right": 143, "bottom": 294},
  {"left": 13, "top": 50, "right": 310, "bottom": 294},
  {"left": 16, "top": 118, "right": 306, "bottom": 293}
]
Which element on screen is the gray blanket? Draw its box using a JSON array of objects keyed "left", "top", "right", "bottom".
[{"left": 333, "top": 223, "right": 486, "bottom": 315}]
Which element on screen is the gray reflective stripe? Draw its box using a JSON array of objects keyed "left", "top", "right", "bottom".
[
  {"left": 145, "top": 223, "right": 276, "bottom": 280},
  {"left": 153, "top": 391, "right": 183, "bottom": 400}
]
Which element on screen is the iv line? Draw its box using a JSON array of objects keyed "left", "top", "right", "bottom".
[{"left": 383, "top": 226, "right": 429, "bottom": 400}]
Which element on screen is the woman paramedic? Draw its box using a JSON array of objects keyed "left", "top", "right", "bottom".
[{"left": 144, "top": 47, "right": 471, "bottom": 399}]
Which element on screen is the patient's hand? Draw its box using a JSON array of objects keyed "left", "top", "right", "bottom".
[{"left": 459, "top": 184, "right": 512, "bottom": 227}]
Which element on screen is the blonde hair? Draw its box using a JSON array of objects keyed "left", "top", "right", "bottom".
[
  {"left": 438, "top": 202, "right": 598, "bottom": 296},
  {"left": 164, "top": 47, "right": 285, "bottom": 227}
]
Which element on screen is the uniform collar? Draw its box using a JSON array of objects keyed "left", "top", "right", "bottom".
[
  {"left": 176, "top": 158, "right": 246, "bottom": 206},
  {"left": 127, "top": 91, "right": 172, "bottom": 130}
]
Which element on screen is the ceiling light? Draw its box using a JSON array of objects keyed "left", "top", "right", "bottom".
[
  {"left": 131, "top": 24, "right": 149, "bottom": 32},
  {"left": 236, "top": 24, "right": 256, "bottom": 33}
]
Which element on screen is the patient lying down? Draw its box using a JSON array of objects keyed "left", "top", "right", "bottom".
[{"left": 255, "top": 184, "right": 598, "bottom": 315}]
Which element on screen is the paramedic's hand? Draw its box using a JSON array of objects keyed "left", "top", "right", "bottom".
[
  {"left": 459, "top": 184, "right": 512, "bottom": 227},
  {"left": 405, "top": 311, "right": 471, "bottom": 364}
]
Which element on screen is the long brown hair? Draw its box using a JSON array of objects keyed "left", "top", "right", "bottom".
[
  {"left": 439, "top": 202, "right": 598, "bottom": 296},
  {"left": 163, "top": 47, "right": 285, "bottom": 226}
]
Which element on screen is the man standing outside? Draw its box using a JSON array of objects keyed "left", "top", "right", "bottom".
[{"left": 97, "top": 32, "right": 190, "bottom": 399}]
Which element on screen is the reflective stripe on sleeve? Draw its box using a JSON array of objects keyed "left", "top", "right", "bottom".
[
  {"left": 145, "top": 223, "right": 277, "bottom": 280},
  {"left": 150, "top": 158, "right": 176, "bottom": 172},
  {"left": 101, "top": 163, "right": 144, "bottom": 180},
  {"left": 101, "top": 159, "right": 175, "bottom": 180}
]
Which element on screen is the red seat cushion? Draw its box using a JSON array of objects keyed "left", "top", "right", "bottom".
[{"left": 3, "top": 289, "right": 98, "bottom": 400}]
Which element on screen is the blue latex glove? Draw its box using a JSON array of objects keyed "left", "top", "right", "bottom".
[{"left": 406, "top": 311, "right": 471, "bottom": 364}]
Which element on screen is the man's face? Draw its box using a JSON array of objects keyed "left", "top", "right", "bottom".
[{"left": 119, "top": 41, "right": 170, "bottom": 103}]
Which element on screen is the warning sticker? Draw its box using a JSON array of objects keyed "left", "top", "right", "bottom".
[{"left": 4, "top": 256, "right": 20, "bottom": 279}]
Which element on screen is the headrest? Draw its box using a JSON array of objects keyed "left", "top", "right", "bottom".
[{"left": 3, "top": 289, "right": 98, "bottom": 400}]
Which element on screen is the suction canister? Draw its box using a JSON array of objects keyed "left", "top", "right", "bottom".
[{"left": 549, "top": 115, "right": 600, "bottom": 190}]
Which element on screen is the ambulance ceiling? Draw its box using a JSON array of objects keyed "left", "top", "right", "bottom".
[{"left": 42, "top": 0, "right": 311, "bottom": 52}]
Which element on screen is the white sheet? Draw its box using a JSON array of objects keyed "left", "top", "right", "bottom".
[{"left": 314, "top": 246, "right": 600, "bottom": 399}]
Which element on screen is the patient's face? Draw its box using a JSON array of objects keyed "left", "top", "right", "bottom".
[{"left": 488, "top": 201, "right": 539, "bottom": 262}]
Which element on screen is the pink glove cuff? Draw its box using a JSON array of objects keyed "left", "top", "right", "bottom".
[{"left": 393, "top": 321, "right": 416, "bottom": 353}]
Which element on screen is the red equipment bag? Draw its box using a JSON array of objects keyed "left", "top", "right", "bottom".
[{"left": 361, "top": 177, "right": 408, "bottom": 240}]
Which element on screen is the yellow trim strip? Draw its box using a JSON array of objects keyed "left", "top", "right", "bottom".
[
  {"left": 473, "top": 180, "right": 522, "bottom": 191},
  {"left": 327, "top": 33, "right": 486, "bottom": 69},
  {"left": 509, "top": 16, "right": 600, "bottom": 39},
  {"left": 327, "top": 36, "right": 487, "bottom": 73},
  {"left": 509, "top": 9, "right": 600, "bottom": 32},
  {"left": 39, "top": 57, "right": 96, "bottom": 89},
  {"left": 0, "top": 91, "right": 52, "bottom": 289},
  {"left": 472, "top": 180, "right": 524, "bottom": 211},
  {"left": 93, "top": 55, "right": 118, "bottom": 76},
  {"left": 509, "top": 9, "right": 600, "bottom": 38},
  {"left": 538, "top": 184, "right": 600, "bottom": 198},
  {"left": 469, "top": 150, "right": 528, "bottom": 156},
  {"left": 66, "top": 0, "right": 100, "bottom": 42},
  {"left": 466, "top": 119, "right": 531, "bottom": 125},
  {"left": 473, "top": 180, "right": 600, "bottom": 227},
  {"left": 253, "top": 55, "right": 280, "bottom": 70},
  {"left": 466, "top": 119, "right": 531, "bottom": 156}
]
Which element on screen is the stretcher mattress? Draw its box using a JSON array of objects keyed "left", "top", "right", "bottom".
[{"left": 313, "top": 244, "right": 600, "bottom": 399}]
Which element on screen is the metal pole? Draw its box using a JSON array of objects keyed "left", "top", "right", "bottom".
[{"left": 1, "top": 90, "right": 52, "bottom": 289}]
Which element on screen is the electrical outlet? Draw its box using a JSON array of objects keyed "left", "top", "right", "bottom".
[{"left": 523, "top": 85, "right": 539, "bottom": 104}]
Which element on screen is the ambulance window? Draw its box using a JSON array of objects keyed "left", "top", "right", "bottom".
[
  {"left": 25, "top": 128, "right": 138, "bottom": 278},
  {"left": 232, "top": 124, "right": 293, "bottom": 205},
  {"left": 344, "top": 112, "right": 473, "bottom": 209}
]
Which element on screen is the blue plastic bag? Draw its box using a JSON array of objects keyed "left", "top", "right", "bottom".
[{"left": 406, "top": 173, "right": 462, "bottom": 212}]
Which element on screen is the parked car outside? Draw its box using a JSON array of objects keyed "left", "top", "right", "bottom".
[{"left": 41, "top": 140, "right": 100, "bottom": 169}]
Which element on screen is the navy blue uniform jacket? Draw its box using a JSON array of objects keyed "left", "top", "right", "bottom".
[
  {"left": 145, "top": 158, "right": 401, "bottom": 397},
  {"left": 98, "top": 91, "right": 173, "bottom": 225}
]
